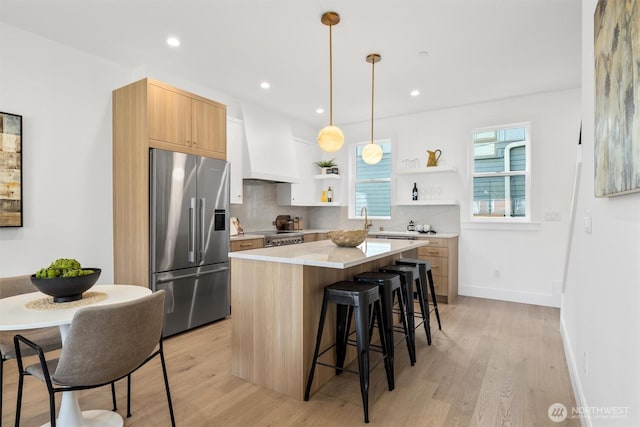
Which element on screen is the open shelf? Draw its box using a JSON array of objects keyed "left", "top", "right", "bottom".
[
  {"left": 314, "top": 174, "right": 342, "bottom": 180},
  {"left": 394, "top": 166, "right": 457, "bottom": 175},
  {"left": 393, "top": 200, "right": 459, "bottom": 206}
]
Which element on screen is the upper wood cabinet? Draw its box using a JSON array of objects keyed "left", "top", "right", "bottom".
[
  {"left": 112, "top": 78, "right": 227, "bottom": 287},
  {"left": 147, "top": 80, "right": 226, "bottom": 158}
]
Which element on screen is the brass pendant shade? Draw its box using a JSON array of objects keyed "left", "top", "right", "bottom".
[
  {"left": 362, "top": 53, "right": 383, "bottom": 165},
  {"left": 318, "top": 11, "right": 344, "bottom": 153}
]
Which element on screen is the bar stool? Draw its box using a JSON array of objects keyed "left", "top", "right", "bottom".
[
  {"left": 379, "top": 264, "right": 432, "bottom": 347},
  {"left": 396, "top": 258, "right": 442, "bottom": 331},
  {"left": 304, "top": 281, "right": 392, "bottom": 423},
  {"left": 353, "top": 271, "right": 415, "bottom": 376}
]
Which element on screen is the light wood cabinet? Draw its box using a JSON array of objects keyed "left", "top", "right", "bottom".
[
  {"left": 112, "top": 78, "right": 227, "bottom": 287},
  {"left": 416, "top": 236, "right": 458, "bottom": 303},
  {"left": 147, "top": 80, "right": 226, "bottom": 158},
  {"left": 230, "top": 238, "right": 264, "bottom": 252},
  {"left": 303, "top": 233, "right": 329, "bottom": 242}
]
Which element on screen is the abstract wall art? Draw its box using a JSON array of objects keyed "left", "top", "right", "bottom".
[
  {"left": 594, "top": 1, "right": 640, "bottom": 197},
  {"left": 0, "top": 112, "right": 22, "bottom": 227}
]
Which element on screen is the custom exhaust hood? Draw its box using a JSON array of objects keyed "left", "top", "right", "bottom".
[{"left": 241, "top": 103, "right": 300, "bottom": 183}]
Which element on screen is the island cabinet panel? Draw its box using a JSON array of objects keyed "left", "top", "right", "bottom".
[
  {"left": 230, "top": 247, "right": 417, "bottom": 400},
  {"left": 416, "top": 236, "right": 458, "bottom": 303},
  {"left": 112, "top": 77, "right": 226, "bottom": 287}
]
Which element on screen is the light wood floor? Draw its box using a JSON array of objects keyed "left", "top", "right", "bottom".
[{"left": 1, "top": 296, "right": 578, "bottom": 426}]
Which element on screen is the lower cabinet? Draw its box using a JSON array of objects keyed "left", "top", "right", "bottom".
[
  {"left": 230, "top": 238, "right": 264, "bottom": 252},
  {"left": 304, "top": 232, "right": 329, "bottom": 242},
  {"left": 416, "top": 236, "right": 458, "bottom": 304}
]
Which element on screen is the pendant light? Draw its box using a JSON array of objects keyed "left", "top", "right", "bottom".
[
  {"left": 318, "top": 11, "right": 344, "bottom": 153},
  {"left": 362, "top": 53, "right": 383, "bottom": 165}
]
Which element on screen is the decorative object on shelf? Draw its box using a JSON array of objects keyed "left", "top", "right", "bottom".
[
  {"left": 318, "top": 11, "right": 344, "bottom": 153},
  {"left": 327, "top": 186, "right": 333, "bottom": 202},
  {"left": 427, "top": 149, "right": 442, "bottom": 167},
  {"left": 412, "top": 182, "right": 419, "bottom": 201},
  {"left": 327, "top": 229, "right": 368, "bottom": 247},
  {"left": 0, "top": 111, "right": 22, "bottom": 227},
  {"left": 313, "top": 158, "right": 338, "bottom": 175},
  {"left": 321, "top": 190, "right": 328, "bottom": 203},
  {"left": 362, "top": 53, "right": 383, "bottom": 165},
  {"left": 407, "top": 220, "right": 416, "bottom": 231}
]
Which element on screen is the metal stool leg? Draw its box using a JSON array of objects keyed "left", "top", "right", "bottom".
[
  {"left": 426, "top": 268, "right": 442, "bottom": 330},
  {"left": 305, "top": 295, "right": 329, "bottom": 401},
  {"left": 354, "top": 299, "right": 371, "bottom": 423}
]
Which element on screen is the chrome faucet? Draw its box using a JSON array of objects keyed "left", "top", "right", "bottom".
[{"left": 360, "top": 207, "right": 373, "bottom": 231}]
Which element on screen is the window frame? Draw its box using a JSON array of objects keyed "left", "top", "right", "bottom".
[
  {"left": 348, "top": 139, "right": 392, "bottom": 220},
  {"left": 470, "top": 122, "right": 531, "bottom": 223}
]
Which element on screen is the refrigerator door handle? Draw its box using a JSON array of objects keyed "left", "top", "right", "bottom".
[
  {"left": 200, "top": 197, "right": 206, "bottom": 260},
  {"left": 155, "top": 266, "right": 230, "bottom": 284},
  {"left": 189, "top": 197, "right": 197, "bottom": 263}
]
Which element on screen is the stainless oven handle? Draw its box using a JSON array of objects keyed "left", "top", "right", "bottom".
[{"left": 378, "top": 235, "right": 417, "bottom": 240}]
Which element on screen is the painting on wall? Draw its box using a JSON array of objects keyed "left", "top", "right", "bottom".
[
  {"left": 0, "top": 112, "right": 23, "bottom": 227},
  {"left": 594, "top": 1, "right": 640, "bottom": 197}
]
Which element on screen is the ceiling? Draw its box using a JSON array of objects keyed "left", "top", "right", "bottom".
[{"left": 0, "top": 0, "right": 581, "bottom": 128}]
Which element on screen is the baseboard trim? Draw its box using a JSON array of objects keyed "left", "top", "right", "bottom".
[
  {"left": 559, "top": 299, "right": 590, "bottom": 427},
  {"left": 459, "top": 284, "right": 560, "bottom": 307}
]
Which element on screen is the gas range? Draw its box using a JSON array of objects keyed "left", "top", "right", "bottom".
[{"left": 252, "top": 230, "right": 305, "bottom": 247}]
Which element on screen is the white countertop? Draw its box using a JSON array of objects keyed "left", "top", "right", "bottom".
[{"left": 228, "top": 238, "right": 428, "bottom": 269}]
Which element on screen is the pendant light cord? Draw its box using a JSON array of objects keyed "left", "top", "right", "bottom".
[
  {"left": 329, "top": 23, "right": 334, "bottom": 126},
  {"left": 370, "top": 57, "right": 375, "bottom": 144}
]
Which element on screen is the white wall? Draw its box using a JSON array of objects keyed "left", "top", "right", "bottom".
[
  {"left": 327, "top": 88, "right": 581, "bottom": 307},
  {"left": 0, "top": 22, "right": 318, "bottom": 281},
  {"left": 559, "top": 1, "right": 640, "bottom": 425},
  {"left": 0, "top": 23, "right": 130, "bottom": 280}
]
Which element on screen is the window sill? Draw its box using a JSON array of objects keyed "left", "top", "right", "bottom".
[{"left": 461, "top": 221, "right": 541, "bottom": 231}]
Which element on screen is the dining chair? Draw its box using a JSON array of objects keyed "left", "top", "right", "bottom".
[
  {"left": 0, "top": 274, "right": 64, "bottom": 427},
  {"left": 13, "top": 290, "right": 175, "bottom": 427}
]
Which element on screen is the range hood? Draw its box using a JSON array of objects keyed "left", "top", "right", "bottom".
[{"left": 241, "top": 103, "right": 300, "bottom": 183}]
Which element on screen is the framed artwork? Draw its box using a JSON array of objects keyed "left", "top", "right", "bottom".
[
  {"left": 0, "top": 112, "right": 22, "bottom": 227},
  {"left": 594, "top": 1, "right": 640, "bottom": 197}
]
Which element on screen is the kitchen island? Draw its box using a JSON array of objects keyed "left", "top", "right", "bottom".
[{"left": 228, "top": 238, "right": 428, "bottom": 400}]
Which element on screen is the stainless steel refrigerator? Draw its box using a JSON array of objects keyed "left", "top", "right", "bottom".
[{"left": 150, "top": 148, "right": 230, "bottom": 337}]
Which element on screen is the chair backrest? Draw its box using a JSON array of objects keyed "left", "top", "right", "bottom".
[
  {"left": 53, "top": 290, "right": 165, "bottom": 386},
  {"left": 0, "top": 274, "right": 38, "bottom": 299}
]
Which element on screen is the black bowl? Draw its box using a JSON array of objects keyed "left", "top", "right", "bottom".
[{"left": 30, "top": 268, "right": 101, "bottom": 303}]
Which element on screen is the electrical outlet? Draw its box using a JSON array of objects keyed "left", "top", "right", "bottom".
[
  {"left": 584, "top": 210, "right": 592, "bottom": 234},
  {"left": 583, "top": 351, "right": 588, "bottom": 376},
  {"left": 544, "top": 211, "right": 561, "bottom": 221},
  {"left": 493, "top": 268, "right": 501, "bottom": 278}
]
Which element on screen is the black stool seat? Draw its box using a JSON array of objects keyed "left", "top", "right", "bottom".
[
  {"left": 380, "top": 264, "right": 431, "bottom": 349},
  {"left": 305, "top": 281, "right": 392, "bottom": 423},
  {"left": 353, "top": 272, "right": 414, "bottom": 376},
  {"left": 396, "top": 258, "right": 442, "bottom": 331}
]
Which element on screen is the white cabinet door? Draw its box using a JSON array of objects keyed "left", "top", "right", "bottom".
[
  {"left": 227, "top": 117, "right": 244, "bottom": 204},
  {"left": 277, "top": 139, "right": 319, "bottom": 206}
]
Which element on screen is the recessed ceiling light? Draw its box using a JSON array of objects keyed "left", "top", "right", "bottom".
[
  {"left": 167, "top": 37, "right": 180, "bottom": 47},
  {"left": 417, "top": 51, "right": 429, "bottom": 57},
  {"left": 410, "top": 90, "right": 420, "bottom": 97},
  {"left": 260, "top": 82, "right": 271, "bottom": 89},
  {"left": 316, "top": 108, "right": 324, "bottom": 114}
]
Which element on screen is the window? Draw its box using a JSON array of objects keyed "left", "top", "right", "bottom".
[
  {"left": 471, "top": 123, "right": 530, "bottom": 221},
  {"left": 349, "top": 141, "right": 391, "bottom": 219}
]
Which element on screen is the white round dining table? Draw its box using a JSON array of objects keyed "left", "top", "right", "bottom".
[{"left": 0, "top": 284, "right": 152, "bottom": 427}]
